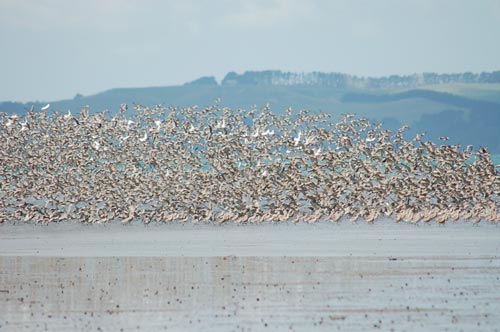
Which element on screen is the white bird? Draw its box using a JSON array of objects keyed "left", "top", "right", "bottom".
[
  {"left": 415, "top": 132, "right": 425, "bottom": 141},
  {"left": 63, "top": 110, "right": 72, "bottom": 119},
  {"left": 215, "top": 118, "right": 226, "bottom": 129},
  {"left": 20, "top": 121, "right": 29, "bottom": 132},
  {"left": 41, "top": 104, "right": 50, "bottom": 111},
  {"left": 155, "top": 120, "right": 162, "bottom": 130},
  {"left": 139, "top": 132, "right": 148, "bottom": 142},
  {"left": 304, "top": 135, "right": 315, "bottom": 146},
  {"left": 126, "top": 120, "right": 134, "bottom": 130},
  {"left": 342, "top": 113, "right": 355, "bottom": 119},
  {"left": 294, "top": 131, "right": 302, "bottom": 146},
  {"left": 261, "top": 129, "right": 274, "bottom": 136},
  {"left": 119, "top": 135, "right": 130, "bottom": 143}
]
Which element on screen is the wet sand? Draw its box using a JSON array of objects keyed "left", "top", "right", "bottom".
[{"left": 1, "top": 220, "right": 500, "bottom": 331}]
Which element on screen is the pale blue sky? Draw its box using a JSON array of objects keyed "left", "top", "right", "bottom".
[{"left": 1, "top": 0, "right": 499, "bottom": 102}]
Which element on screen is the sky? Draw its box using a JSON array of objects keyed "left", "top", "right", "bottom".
[{"left": 1, "top": 0, "right": 500, "bottom": 102}]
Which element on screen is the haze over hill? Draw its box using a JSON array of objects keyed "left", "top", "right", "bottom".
[
  {"left": 219, "top": 70, "right": 500, "bottom": 88},
  {"left": 1, "top": 70, "right": 500, "bottom": 152}
]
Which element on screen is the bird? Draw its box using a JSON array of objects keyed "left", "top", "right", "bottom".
[
  {"left": 0, "top": 103, "right": 498, "bottom": 225},
  {"left": 293, "top": 131, "right": 302, "bottom": 146}
]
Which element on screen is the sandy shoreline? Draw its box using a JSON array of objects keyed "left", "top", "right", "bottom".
[
  {"left": 1, "top": 218, "right": 500, "bottom": 257},
  {"left": 1, "top": 220, "right": 500, "bottom": 331}
]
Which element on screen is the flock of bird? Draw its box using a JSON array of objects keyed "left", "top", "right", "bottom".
[{"left": 1, "top": 102, "right": 499, "bottom": 224}]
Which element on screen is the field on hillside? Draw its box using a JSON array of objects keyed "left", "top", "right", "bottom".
[{"left": 419, "top": 83, "right": 500, "bottom": 103}]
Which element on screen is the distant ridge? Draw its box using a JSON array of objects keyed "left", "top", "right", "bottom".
[{"left": 219, "top": 70, "right": 500, "bottom": 89}]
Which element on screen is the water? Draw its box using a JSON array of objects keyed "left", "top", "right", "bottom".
[
  {"left": 491, "top": 154, "right": 500, "bottom": 165},
  {"left": 1, "top": 221, "right": 500, "bottom": 331}
]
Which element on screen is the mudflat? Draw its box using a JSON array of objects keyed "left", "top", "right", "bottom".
[
  {"left": 1, "top": 219, "right": 499, "bottom": 257},
  {"left": 1, "top": 220, "right": 499, "bottom": 331}
]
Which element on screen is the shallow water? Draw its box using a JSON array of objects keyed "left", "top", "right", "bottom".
[
  {"left": 1, "top": 219, "right": 499, "bottom": 257},
  {"left": 1, "top": 220, "right": 499, "bottom": 331},
  {"left": 491, "top": 153, "right": 500, "bottom": 165},
  {"left": 1, "top": 255, "right": 499, "bottom": 332}
]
